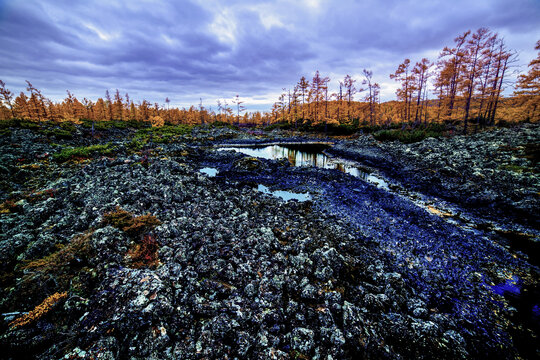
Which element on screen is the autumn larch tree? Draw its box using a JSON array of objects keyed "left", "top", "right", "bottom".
[
  {"left": 113, "top": 90, "right": 124, "bottom": 120},
  {"left": 297, "top": 76, "right": 309, "bottom": 123},
  {"left": 438, "top": 30, "right": 470, "bottom": 120},
  {"left": 291, "top": 86, "right": 300, "bottom": 128},
  {"left": 105, "top": 90, "right": 113, "bottom": 121},
  {"left": 514, "top": 40, "right": 540, "bottom": 121},
  {"left": 474, "top": 32, "right": 498, "bottom": 128},
  {"left": 342, "top": 74, "right": 357, "bottom": 123},
  {"left": 412, "top": 58, "right": 432, "bottom": 125},
  {"left": 0, "top": 80, "right": 15, "bottom": 118},
  {"left": 232, "top": 95, "right": 245, "bottom": 125},
  {"left": 461, "top": 28, "right": 491, "bottom": 133},
  {"left": 485, "top": 39, "right": 515, "bottom": 126},
  {"left": 363, "top": 69, "right": 377, "bottom": 125},
  {"left": 310, "top": 71, "right": 323, "bottom": 124},
  {"left": 390, "top": 59, "right": 413, "bottom": 123},
  {"left": 25, "top": 81, "right": 47, "bottom": 122}
]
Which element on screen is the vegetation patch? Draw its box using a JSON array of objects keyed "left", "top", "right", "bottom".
[
  {"left": 39, "top": 128, "right": 73, "bottom": 139},
  {"left": 134, "top": 124, "right": 194, "bottom": 144},
  {"left": 80, "top": 119, "right": 149, "bottom": 130},
  {"left": 373, "top": 125, "right": 445, "bottom": 143},
  {"left": 22, "top": 232, "right": 94, "bottom": 274},
  {"left": 0, "top": 199, "right": 18, "bottom": 214},
  {"left": 499, "top": 164, "right": 532, "bottom": 174},
  {"left": 9, "top": 292, "right": 67, "bottom": 329},
  {"left": 522, "top": 143, "right": 540, "bottom": 165},
  {"left": 127, "top": 234, "right": 160, "bottom": 269},
  {"left": 103, "top": 207, "right": 161, "bottom": 237},
  {"left": 209, "top": 121, "right": 239, "bottom": 130},
  {"left": 0, "top": 118, "right": 40, "bottom": 130},
  {"left": 52, "top": 143, "right": 115, "bottom": 162},
  {"left": 103, "top": 207, "right": 161, "bottom": 268}
]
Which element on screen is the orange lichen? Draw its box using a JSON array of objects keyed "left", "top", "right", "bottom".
[
  {"left": 9, "top": 292, "right": 67, "bottom": 329},
  {"left": 0, "top": 200, "right": 17, "bottom": 214}
]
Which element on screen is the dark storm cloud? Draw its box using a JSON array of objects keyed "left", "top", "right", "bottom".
[{"left": 0, "top": 0, "right": 538, "bottom": 109}]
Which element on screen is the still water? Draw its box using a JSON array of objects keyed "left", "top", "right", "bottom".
[
  {"left": 199, "top": 166, "right": 311, "bottom": 202},
  {"left": 218, "top": 144, "right": 388, "bottom": 188}
]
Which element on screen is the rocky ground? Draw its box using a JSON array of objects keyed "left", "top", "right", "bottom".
[
  {"left": 328, "top": 124, "right": 540, "bottom": 230},
  {"left": 0, "top": 123, "right": 538, "bottom": 359}
]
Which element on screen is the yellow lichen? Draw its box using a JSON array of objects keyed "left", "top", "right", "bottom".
[{"left": 9, "top": 292, "right": 67, "bottom": 329}]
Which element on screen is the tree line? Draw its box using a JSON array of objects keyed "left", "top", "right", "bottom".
[
  {"left": 0, "top": 28, "right": 538, "bottom": 130},
  {"left": 270, "top": 28, "right": 538, "bottom": 130}
]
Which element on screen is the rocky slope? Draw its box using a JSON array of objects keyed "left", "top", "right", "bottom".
[{"left": 328, "top": 124, "right": 540, "bottom": 230}]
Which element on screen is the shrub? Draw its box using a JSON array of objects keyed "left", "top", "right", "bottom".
[
  {"left": 150, "top": 116, "right": 165, "bottom": 128},
  {"left": 103, "top": 207, "right": 161, "bottom": 237},
  {"left": 103, "top": 208, "right": 161, "bottom": 268},
  {"left": 127, "top": 234, "right": 159, "bottom": 269},
  {"left": 23, "top": 232, "right": 94, "bottom": 273},
  {"left": 102, "top": 207, "right": 133, "bottom": 229},
  {"left": 9, "top": 292, "right": 67, "bottom": 329},
  {"left": 123, "top": 214, "right": 161, "bottom": 237},
  {"left": 40, "top": 128, "right": 73, "bottom": 139}
]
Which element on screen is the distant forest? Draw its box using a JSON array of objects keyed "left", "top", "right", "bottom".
[{"left": 1, "top": 28, "right": 538, "bottom": 131}]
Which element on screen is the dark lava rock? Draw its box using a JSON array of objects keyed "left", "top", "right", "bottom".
[{"left": 0, "top": 125, "right": 538, "bottom": 359}]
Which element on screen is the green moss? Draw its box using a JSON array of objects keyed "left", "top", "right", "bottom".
[
  {"left": 0, "top": 118, "right": 40, "bottom": 129},
  {"left": 59, "top": 122, "right": 76, "bottom": 132},
  {"left": 52, "top": 143, "right": 115, "bottom": 162},
  {"left": 373, "top": 127, "right": 444, "bottom": 143},
  {"left": 81, "top": 119, "right": 149, "bottom": 130},
  {"left": 499, "top": 164, "right": 531, "bottom": 173},
  {"left": 210, "top": 121, "right": 239, "bottom": 130},
  {"left": 134, "top": 124, "right": 194, "bottom": 144},
  {"left": 127, "top": 137, "right": 148, "bottom": 151},
  {"left": 40, "top": 128, "right": 73, "bottom": 139}
]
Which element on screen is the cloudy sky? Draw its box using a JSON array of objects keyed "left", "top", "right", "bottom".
[{"left": 1, "top": 0, "right": 539, "bottom": 112}]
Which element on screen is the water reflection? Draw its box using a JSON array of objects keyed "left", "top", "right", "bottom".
[
  {"left": 257, "top": 184, "right": 311, "bottom": 202},
  {"left": 491, "top": 275, "right": 521, "bottom": 296},
  {"left": 199, "top": 167, "right": 218, "bottom": 177},
  {"left": 218, "top": 144, "right": 388, "bottom": 189}
]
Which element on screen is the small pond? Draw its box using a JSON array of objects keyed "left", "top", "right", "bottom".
[
  {"left": 257, "top": 184, "right": 311, "bottom": 202},
  {"left": 199, "top": 167, "right": 218, "bottom": 177},
  {"left": 218, "top": 143, "right": 388, "bottom": 189},
  {"left": 199, "top": 167, "right": 311, "bottom": 202}
]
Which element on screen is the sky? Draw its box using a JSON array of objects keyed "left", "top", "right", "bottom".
[{"left": 0, "top": 0, "right": 539, "bottom": 112}]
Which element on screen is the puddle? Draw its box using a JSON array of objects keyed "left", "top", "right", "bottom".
[
  {"left": 218, "top": 144, "right": 388, "bottom": 189},
  {"left": 257, "top": 184, "right": 311, "bottom": 202},
  {"left": 491, "top": 275, "right": 521, "bottom": 296},
  {"left": 200, "top": 167, "right": 218, "bottom": 177}
]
